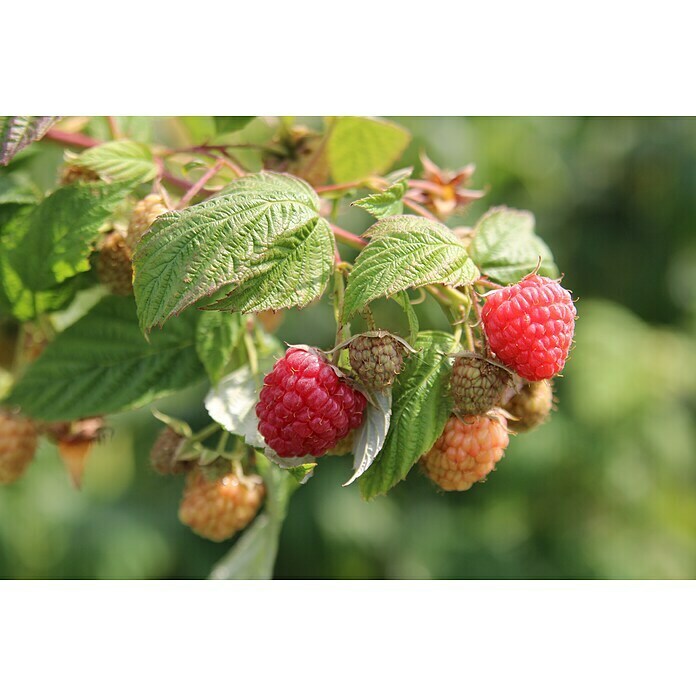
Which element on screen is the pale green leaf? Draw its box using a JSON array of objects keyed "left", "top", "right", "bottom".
[
  {"left": 328, "top": 117, "right": 410, "bottom": 184},
  {"left": 352, "top": 170, "right": 410, "bottom": 219},
  {"left": 0, "top": 117, "right": 59, "bottom": 166},
  {"left": 469, "top": 207, "right": 559, "bottom": 284},
  {"left": 7, "top": 296, "right": 204, "bottom": 420},
  {"left": 0, "top": 171, "right": 41, "bottom": 205},
  {"left": 133, "top": 172, "right": 331, "bottom": 332},
  {"left": 195, "top": 311, "right": 243, "bottom": 383},
  {"left": 70, "top": 140, "right": 157, "bottom": 183},
  {"left": 8, "top": 179, "right": 135, "bottom": 291},
  {"left": 342, "top": 215, "right": 479, "bottom": 320},
  {"left": 359, "top": 331, "right": 456, "bottom": 499}
]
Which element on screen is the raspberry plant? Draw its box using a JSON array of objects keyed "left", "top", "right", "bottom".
[{"left": 0, "top": 116, "right": 576, "bottom": 579}]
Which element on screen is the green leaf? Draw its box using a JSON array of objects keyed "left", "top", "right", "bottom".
[
  {"left": 69, "top": 140, "right": 157, "bottom": 183},
  {"left": 359, "top": 331, "right": 456, "bottom": 499},
  {"left": 352, "top": 169, "right": 411, "bottom": 219},
  {"left": 0, "top": 171, "right": 41, "bottom": 206},
  {"left": 0, "top": 117, "right": 58, "bottom": 166},
  {"left": 468, "top": 207, "right": 559, "bottom": 284},
  {"left": 328, "top": 117, "right": 410, "bottom": 184},
  {"left": 214, "top": 117, "right": 255, "bottom": 134},
  {"left": 195, "top": 311, "right": 243, "bottom": 383},
  {"left": 342, "top": 215, "right": 479, "bottom": 320},
  {"left": 207, "top": 218, "right": 333, "bottom": 313},
  {"left": 392, "top": 290, "right": 419, "bottom": 346},
  {"left": 9, "top": 179, "right": 135, "bottom": 291},
  {"left": 7, "top": 296, "right": 204, "bottom": 420},
  {"left": 0, "top": 206, "right": 79, "bottom": 321},
  {"left": 133, "top": 172, "right": 332, "bottom": 332},
  {"left": 209, "top": 453, "right": 298, "bottom": 580}
]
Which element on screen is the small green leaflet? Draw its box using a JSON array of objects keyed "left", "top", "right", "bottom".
[
  {"left": 209, "top": 453, "right": 301, "bottom": 580},
  {"left": 468, "top": 207, "right": 559, "bottom": 284},
  {"left": 342, "top": 215, "right": 479, "bottom": 320},
  {"left": 352, "top": 169, "right": 411, "bottom": 219},
  {"left": 7, "top": 179, "right": 136, "bottom": 291},
  {"left": 0, "top": 117, "right": 58, "bottom": 166},
  {"left": 133, "top": 172, "right": 334, "bottom": 333},
  {"left": 359, "top": 331, "right": 456, "bottom": 499},
  {"left": 327, "top": 117, "right": 410, "bottom": 184},
  {"left": 214, "top": 117, "right": 255, "bottom": 134},
  {"left": 195, "top": 311, "right": 244, "bottom": 384},
  {"left": 7, "top": 296, "right": 204, "bottom": 420},
  {"left": 69, "top": 140, "right": 157, "bottom": 183}
]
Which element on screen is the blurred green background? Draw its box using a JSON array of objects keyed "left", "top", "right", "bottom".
[{"left": 1, "top": 117, "right": 695, "bottom": 579}]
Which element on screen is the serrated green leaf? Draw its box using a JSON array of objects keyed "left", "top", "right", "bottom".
[
  {"left": 0, "top": 171, "right": 41, "bottom": 206},
  {"left": 359, "top": 331, "right": 456, "bottom": 499},
  {"left": 195, "top": 311, "right": 243, "bottom": 383},
  {"left": 8, "top": 179, "right": 135, "bottom": 291},
  {"left": 328, "top": 117, "right": 410, "bottom": 184},
  {"left": 133, "top": 172, "right": 331, "bottom": 332},
  {"left": 0, "top": 117, "right": 59, "bottom": 166},
  {"left": 352, "top": 171, "right": 410, "bottom": 219},
  {"left": 0, "top": 205, "right": 79, "bottom": 321},
  {"left": 70, "top": 140, "right": 157, "bottom": 183},
  {"left": 207, "top": 218, "right": 333, "bottom": 313},
  {"left": 342, "top": 215, "right": 479, "bottom": 320},
  {"left": 468, "top": 207, "right": 559, "bottom": 284},
  {"left": 7, "top": 295, "right": 204, "bottom": 420},
  {"left": 209, "top": 453, "right": 297, "bottom": 580},
  {"left": 214, "top": 117, "right": 255, "bottom": 134}
]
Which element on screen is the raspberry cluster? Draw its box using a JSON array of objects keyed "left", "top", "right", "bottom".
[
  {"left": 481, "top": 274, "right": 576, "bottom": 381},
  {"left": 421, "top": 415, "right": 509, "bottom": 492},
  {"left": 256, "top": 347, "right": 367, "bottom": 458}
]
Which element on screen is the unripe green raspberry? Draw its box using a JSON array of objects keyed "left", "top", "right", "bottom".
[
  {"left": 349, "top": 333, "right": 407, "bottom": 390},
  {"left": 451, "top": 353, "right": 512, "bottom": 416},
  {"left": 503, "top": 379, "right": 554, "bottom": 433}
]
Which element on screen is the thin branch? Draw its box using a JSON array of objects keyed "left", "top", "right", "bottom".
[
  {"left": 329, "top": 223, "right": 366, "bottom": 250},
  {"left": 106, "top": 116, "right": 122, "bottom": 139},
  {"left": 177, "top": 160, "right": 225, "bottom": 209},
  {"left": 403, "top": 196, "right": 438, "bottom": 221}
]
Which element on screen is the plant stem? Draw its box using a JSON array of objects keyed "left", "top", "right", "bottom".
[
  {"left": 403, "top": 196, "right": 438, "bottom": 221},
  {"left": 332, "top": 266, "right": 347, "bottom": 356},
  {"left": 189, "top": 422, "right": 221, "bottom": 444},
  {"left": 330, "top": 223, "right": 366, "bottom": 251},
  {"left": 177, "top": 160, "right": 225, "bottom": 209},
  {"left": 106, "top": 116, "right": 122, "bottom": 139},
  {"left": 45, "top": 128, "right": 99, "bottom": 149},
  {"left": 476, "top": 278, "right": 504, "bottom": 290}
]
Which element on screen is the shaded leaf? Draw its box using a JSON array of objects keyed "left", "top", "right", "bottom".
[
  {"left": 195, "top": 311, "right": 243, "bottom": 383},
  {"left": 214, "top": 117, "right": 255, "bottom": 134},
  {"left": 7, "top": 296, "right": 204, "bottom": 420},
  {"left": 0, "top": 171, "right": 41, "bottom": 206}
]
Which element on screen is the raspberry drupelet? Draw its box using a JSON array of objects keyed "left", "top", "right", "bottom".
[
  {"left": 481, "top": 274, "right": 576, "bottom": 381},
  {"left": 256, "top": 347, "right": 367, "bottom": 458}
]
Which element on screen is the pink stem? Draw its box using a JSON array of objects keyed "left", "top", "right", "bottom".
[{"left": 329, "top": 223, "right": 366, "bottom": 250}]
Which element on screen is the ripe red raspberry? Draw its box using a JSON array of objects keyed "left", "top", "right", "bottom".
[
  {"left": 421, "top": 414, "right": 509, "bottom": 492},
  {"left": 349, "top": 333, "right": 407, "bottom": 390},
  {"left": 256, "top": 347, "right": 367, "bottom": 458},
  {"left": 503, "top": 379, "right": 554, "bottom": 433},
  {"left": 0, "top": 411, "right": 38, "bottom": 485},
  {"left": 451, "top": 353, "right": 511, "bottom": 415},
  {"left": 481, "top": 274, "right": 576, "bottom": 381},
  {"left": 178, "top": 467, "right": 265, "bottom": 542}
]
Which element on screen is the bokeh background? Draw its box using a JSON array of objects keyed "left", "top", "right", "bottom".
[{"left": 1, "top": 116, "right": 695, "bottom": 579}]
